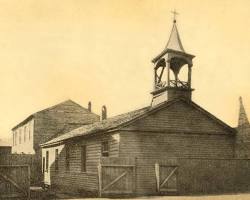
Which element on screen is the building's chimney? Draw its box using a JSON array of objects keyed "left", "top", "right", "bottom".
[
  {"left": 101, "top": 105, "right": 107, "bottom": 120},
  {"left": 88, "top": 101, "right": 92, "bottom": 112}
]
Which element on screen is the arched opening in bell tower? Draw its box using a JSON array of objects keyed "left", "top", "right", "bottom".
[{"left": 168, "top": 56, "right": 191, "bottom": 89}]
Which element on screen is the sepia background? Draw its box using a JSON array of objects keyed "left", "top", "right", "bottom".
[{"left": 0, "top": 0, "right": 250, "bottom": 141}]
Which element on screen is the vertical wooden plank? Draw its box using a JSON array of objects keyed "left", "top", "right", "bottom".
[
  {"left": 155, "top": 163, "right": 160, "bottom": 192},
  {"left": 27, "top": 165, "right": 31, "bottom": 200},
  {"left": 133, "top": 157, "right": 137, "bottom": 194},
  {"left": 97, "top": 162, "right": 102, "bottom": 197}
]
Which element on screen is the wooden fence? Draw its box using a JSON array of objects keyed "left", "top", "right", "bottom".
[
  {"left": 0, "top": 154, "right": 40, "bottom": 185},
  {"left": 42, "top": 156, "right": 250, "bottom": 197},
  {"left": 177, "top": 158, "right": 250, "bottom": 195},
  {"left": 97, "top": 157, "right": 250, "bottom": 196},
  {"left": 136, "top": 157, "right": 250, "bottom": 195},
  {"left": 0, "top": 165, "right": 30, "bottom": 199}
]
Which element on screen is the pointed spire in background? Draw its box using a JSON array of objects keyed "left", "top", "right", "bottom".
[
  {"left": 165, "top": 10, "right": 185, "bottom": 52},
  {"left": 238, "top": 96, "right": 250, "bottom": 127}
]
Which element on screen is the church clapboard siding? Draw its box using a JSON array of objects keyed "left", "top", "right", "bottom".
[
  {"left": 42, "top": 133, "right": 120, "bottom": 192},
  {"left": 117, "top": 100, "right": 235, "bottom": 195},
  {"left": 126, "top": 100, "right": 231, "bottom": 134},
  {"left": 119, "top": 132, "right": 235, "bottom": 159}
]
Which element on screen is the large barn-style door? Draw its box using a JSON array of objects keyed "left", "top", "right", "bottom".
[
  {"left": 155, "top": 163, "right": 178, "bottom": 194},
  {"left": 97, "top": 158, "right": 136, "bottom": 197}
]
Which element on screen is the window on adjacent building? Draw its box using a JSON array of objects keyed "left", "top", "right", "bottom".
[
  {"left": 15, "top": 131, "right": 17, "bottom": 145},
  {"left": 65, "top": 146, "right": 70, "bottom": 171},
  {"left": 46, "top": 151, "right": 49, "bottom": 172},
  {"left": 81, "top": 145, "right": 87, "bottom": 172},
  {"left": 19, "top": 129, "right": 22, "bottom": 144},
  {"left": 13, "top": 132, "right": 15, "bottom": 146},
  {"left": 28, "top": 126, "right": 31, "bottom": 140},
  {"left": 101, "top": 141, "right": 109, "bottom": 157},
  {"left": 24, "top": 127, "right": 26, "bottom": 142},
  {"left": 55, "top": 149, "right": 59, "bottom": 171}
]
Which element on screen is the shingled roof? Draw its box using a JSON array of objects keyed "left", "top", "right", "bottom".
[
  {"left": 12, "top": 99, "right": 99, "bottom": 131},
  {"left": 41, "top": 98, "right": 236, "bottom": 147},
  {"left": 41, "top": 106, "right": 150, "bottom": 147}
]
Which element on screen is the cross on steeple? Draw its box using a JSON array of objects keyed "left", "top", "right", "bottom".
[{"left": 171, "top": 9, "right": 179, "bottom": 23}]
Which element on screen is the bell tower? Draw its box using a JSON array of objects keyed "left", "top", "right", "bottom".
[{"left": 151, "top": 12, "right": 195, "bottom": 106}]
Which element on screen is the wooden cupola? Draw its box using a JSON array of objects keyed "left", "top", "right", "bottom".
[{"left": 151, "top": 14, "right": 195, "bottom": 106}]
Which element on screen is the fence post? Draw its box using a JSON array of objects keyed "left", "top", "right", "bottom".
[
  {"left": 27, "top": 165, "right": 31, "bottom": 200},
  {"left": 155, "top": 163, "right": 160, "bottom": 192},
  {"left": 132, "top": 157, "right": 137, "bottom": 194},
  {"left": 97, "top": 162, "right": 102, "bottom": 197}
]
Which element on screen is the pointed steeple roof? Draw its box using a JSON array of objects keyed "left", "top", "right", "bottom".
[
  {"left": 165, "top": 21, "right": 185, "bottom": 52},
  {"left": 238, "top": 97, "right": 250, "bottom": 127},
  {"left": 152, "top": 19, "right": 194, "bottom": 63}
]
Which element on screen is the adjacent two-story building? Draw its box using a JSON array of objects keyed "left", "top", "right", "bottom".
[{"left": 12, "top": 99, "right": 100, "bottom": 184}]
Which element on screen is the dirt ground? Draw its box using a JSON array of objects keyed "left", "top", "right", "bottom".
[
  {"left": 30, "top": 190, "right": 250, "bottom": 200},
  {"left": 58, "top": 193, "right": 250, "bottom": 200}
]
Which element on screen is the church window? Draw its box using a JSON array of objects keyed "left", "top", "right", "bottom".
[
  {"left": 101, "top": 141, "right": 109, "bottom": 157},
  {"left": 65, "top": 146, "right": 70, "bottom": 171},
  {"left": 81, "top": 145, "right": 87, "bottom": 172}
]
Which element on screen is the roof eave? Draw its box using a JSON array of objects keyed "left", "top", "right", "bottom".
[
  {"left": 152, "top": 48, "right": 195, "bottom": 63},
  {"left": 11, "top": 115, "right": 35, "bottom": 131},
  {"left": 40, "top": 128, "right": 119, "bottom": 148}
]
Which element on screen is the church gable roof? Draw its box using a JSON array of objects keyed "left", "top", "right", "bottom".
[{"left": 41, "top": 99, "right": 235, "bottom": 147}]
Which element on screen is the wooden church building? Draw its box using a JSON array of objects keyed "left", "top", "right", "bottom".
[{"left": 41, "top": 18, "right": 250, "bottom": 196}]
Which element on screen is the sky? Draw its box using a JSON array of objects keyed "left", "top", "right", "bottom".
[{"left": 0, "top": 0, "right": 250, "bottom": 140}]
